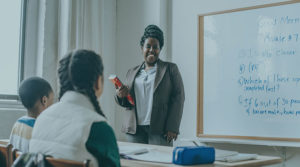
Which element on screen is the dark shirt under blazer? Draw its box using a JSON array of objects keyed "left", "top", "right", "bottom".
[{"left": 116, "top": 59, "right": 185, "bottom": 135}]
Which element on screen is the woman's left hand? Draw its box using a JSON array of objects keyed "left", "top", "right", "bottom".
[{"left": 164, "top": 131, "right": 178, "bottom": 143}]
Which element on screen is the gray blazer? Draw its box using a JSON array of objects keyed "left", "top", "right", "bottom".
[{"left": 116, "top": 59, "right": 185, "bottom": 135}]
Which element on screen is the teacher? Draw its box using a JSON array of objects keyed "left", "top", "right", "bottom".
[{"left": 115, "top": 25, "right": 185, "bottom": 146}]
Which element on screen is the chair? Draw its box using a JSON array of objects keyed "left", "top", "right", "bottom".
[
  {"left": 13, "top": 150, "right": 90, "bottom": 167},
  {"left": 0, "top": 141, "right": 13, "bottom": 167},
  {"left": 45, "top": 157, "right": 90, "bottom": 167},
  {"left": 12, "top": 149, "right": 22, "bottom": 162}
]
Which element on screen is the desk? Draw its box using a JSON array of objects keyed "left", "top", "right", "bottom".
[{"left": 118, "top": 142, "right": 282, "bottom": 167}]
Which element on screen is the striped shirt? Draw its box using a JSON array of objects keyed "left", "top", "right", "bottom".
[{"left": 9, "top": 116, "right": 36, "bottom": 152}]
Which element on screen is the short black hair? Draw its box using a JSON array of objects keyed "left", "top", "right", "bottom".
[
  {"left": 18, "top": 77, "right": 53, "bottom": 109},
  {"left": 140, "top": 24, "right": 164, "bottom": 49}
]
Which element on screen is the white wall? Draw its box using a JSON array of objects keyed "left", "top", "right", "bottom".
[
  {"left": 100, "top": 0, "right": 117, "bottom": 127},
  {"left": 171, "top": 0, "right": 297, "bottom": 167},
  {"left": 172, "top": 0, "right": 289, "bottom": 141}
]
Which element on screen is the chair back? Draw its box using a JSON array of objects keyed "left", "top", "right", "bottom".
[
  {"left": 13, "top": 150, "right": 90, "bottom": 167},
  {"left": 12, "top": 149, "right": 22, "bottom": 161},
  {"left": 0, "top": 142, "right": 13, "bottom": 167},
  {"left": 46, "top": 157, "right": 90, "bottom": 167}
]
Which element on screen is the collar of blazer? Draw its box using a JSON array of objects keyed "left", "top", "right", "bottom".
[{"left": 128, "top": 59, "right": 167, "bottom": 94}]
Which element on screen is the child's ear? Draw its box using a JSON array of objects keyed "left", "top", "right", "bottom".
[{"left": 41, "top": 96, "right": 47, "bottom": 106}]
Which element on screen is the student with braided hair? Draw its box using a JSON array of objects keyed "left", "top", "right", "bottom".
[
  {"left": 30, "top": 50, "right": 120, "bottom": 167},
  {"left": 115, "top": 25, "right": 185, "bottom": 146}
]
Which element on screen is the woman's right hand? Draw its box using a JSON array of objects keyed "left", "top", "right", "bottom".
[{"left": 116, "top": 85, "right": 129, "bottom": 98}]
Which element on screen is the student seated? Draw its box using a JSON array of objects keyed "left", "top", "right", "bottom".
[
  {"left": 29, "top": 50, "right": 120, "bottom": 167},
  {"left": 9, "top": 77, "right": 54, "bottom": 153}
]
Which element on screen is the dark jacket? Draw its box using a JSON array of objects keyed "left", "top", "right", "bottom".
[{"left": 115, "top": 59, "right": 185, "bottom": 135}]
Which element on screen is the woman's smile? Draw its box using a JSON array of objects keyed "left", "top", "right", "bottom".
[{"left": 142, "top": 37, "right": 161, "bottom": 66}]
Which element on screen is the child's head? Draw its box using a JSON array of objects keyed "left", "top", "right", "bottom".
[
  {"left": 18, "top": 77, "right": 54, "bottom": 118},
  {"left": 58, "top": 49, "right": 105, "bottom": 117}
]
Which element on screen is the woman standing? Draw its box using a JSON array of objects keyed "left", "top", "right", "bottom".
[
  {"left": 116, "top": 25, "right": 185, "bottom": 146},
  {"left": 30, "top": 50, "right": 120, "bottom": 167}
]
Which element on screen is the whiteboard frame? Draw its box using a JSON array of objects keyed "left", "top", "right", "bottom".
[
  {"left": 199, "top": 137, "right": 300, "bottom": 147},
  {"left": 197, "top": 0, "right": 300, "bottom": 142}
]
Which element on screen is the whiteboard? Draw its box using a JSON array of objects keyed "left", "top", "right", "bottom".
[{"left": 199, "top": 1, "right": 300, "bottom": 141}]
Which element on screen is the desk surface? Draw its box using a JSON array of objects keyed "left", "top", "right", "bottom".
[
  {"left": 1, "top": 139, "right": 282, "bottom": 166},
  {"left": 118, "top": 142, "right": 282, "bottom": 167}
]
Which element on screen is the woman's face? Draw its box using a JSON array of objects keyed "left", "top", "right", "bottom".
[{"left": 142, "top": 37, "right": 161, "bottom": 66}]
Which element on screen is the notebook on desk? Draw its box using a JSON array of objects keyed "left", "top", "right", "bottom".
[
  {"left": 215, "top": 149, "right": 239, "bottom": 160},
  {"left": 119, "top": 145, "right": 149, "bottom": 156},
  {"left": 215, "top": 149, "right": 257, "bottom": 162},
  {"left": 119, "top": 145, "right": 172, "bottom": 163}
]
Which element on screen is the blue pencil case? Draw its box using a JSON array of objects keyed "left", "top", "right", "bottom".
[{"left": 172, "top": 146, "right": 215, "bottom": 165}]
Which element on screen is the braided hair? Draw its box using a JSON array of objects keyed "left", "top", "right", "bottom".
[
  {"left": 140, "top": 24, "right": 164, "bottom": 49},
  {"left": 58, "top": 49, "right": 105, "bottom": 117}
]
